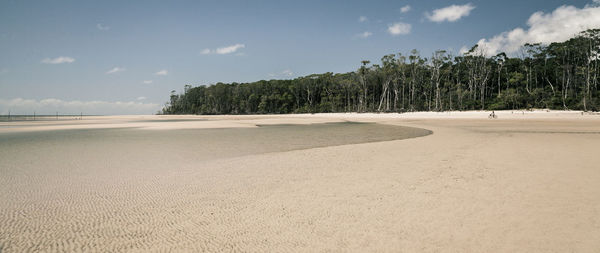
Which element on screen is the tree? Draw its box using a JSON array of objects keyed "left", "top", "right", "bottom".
[{"left": 162, "top": 29, "right": 600, "bottom": 115}]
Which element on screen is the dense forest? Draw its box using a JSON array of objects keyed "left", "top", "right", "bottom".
[{"left": 162, "top": 29, "right": 600, "bottom": 114}]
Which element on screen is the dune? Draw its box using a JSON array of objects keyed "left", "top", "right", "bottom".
[{"left": 0, "top": 111, "right": 599, "bottom": 252}]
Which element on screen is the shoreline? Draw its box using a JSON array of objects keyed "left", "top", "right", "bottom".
[{"left": 1, "top": 110, "right": 599, "bottom": 133}]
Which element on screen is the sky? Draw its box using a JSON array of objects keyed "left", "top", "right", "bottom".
[{"left": 1, "top": 0, "right": 599, "bottom": 115}]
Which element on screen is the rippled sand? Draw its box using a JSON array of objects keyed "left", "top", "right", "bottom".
[{"left": 1, "top": 113, "right": 600, "bottom": 252}]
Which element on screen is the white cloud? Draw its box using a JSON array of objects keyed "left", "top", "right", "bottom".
[
  {"left": 41, "top": 56, "right": 75, "bottom": 64},
  {"left": 586, "top": 0, "right": 600, "bottom": 7},
  {"left": 154, "top": 70, "right": 168, "bottom": 76},
  {"left": 387, "top": 22, "right": 411, "bottom": 36},
  {"left": 282, "top": 69, "right": 293, "bottom": 77},
  {"left": 106, "top": 67, "right": 125, "bottom": 74},
  {"left": 97, "top": 23, "right": 110, "bottom": 31},
  {"left": 0, "top": 98, "right": 161, "bottom": 115},
  {"left": 142, "top": 80, "right": 153, "bottom": 84},
  {"left": 459, "top": 45, "right": 471, "bottom": 55},
  {"left": 268, "top": 69, "right": 294, "bottom": 79},
  {"left": 356, "top": 31, "right": 373, "bottom": 39},
  {"left": 359, "top": 16, "right": 368, "bottom": 22},
  {"left": 200, "top": 44, "right": 246, "bottom": 55},
  {"left": 400, "top": 5, "right": 411, "bottom": 13},
  {"left": 215, "top": 44, "right": 245, "bottom": 54},
  {"left": 476, "top": 4, "right": 600, "bottom": 56},
  {"left": 137, "top": 96, "right": 147, "bottom": 100},
  {"left": 426, "top": 4, "right": 475, "bottom": 23}
]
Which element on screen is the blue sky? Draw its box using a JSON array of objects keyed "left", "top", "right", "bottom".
[{"left": 0, "top": 0, "right": 598, "bottom": 114}]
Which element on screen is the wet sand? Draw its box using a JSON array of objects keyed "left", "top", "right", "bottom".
[{"left": 1, "top": 112, "right": 599, "bottom": 252}]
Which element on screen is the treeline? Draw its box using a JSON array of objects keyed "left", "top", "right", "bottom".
[{"left": 162, "top": 29, "right": 600, "bottom": 114}]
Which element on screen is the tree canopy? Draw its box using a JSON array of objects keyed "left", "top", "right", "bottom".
[{"left": 162, "top": 29, "right": 600, "bottom": 114}]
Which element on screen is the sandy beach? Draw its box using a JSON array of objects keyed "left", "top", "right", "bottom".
[{"left": 1, "top": 111, "right": 599, "bottom": 252}]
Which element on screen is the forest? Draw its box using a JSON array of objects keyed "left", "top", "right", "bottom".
[{"left": 162, "top": 29, "right": 600, "bottom": 114}]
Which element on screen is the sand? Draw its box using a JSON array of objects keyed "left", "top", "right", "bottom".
[{"left": 1, "top": 111, "right": 599, "bottom": 252}]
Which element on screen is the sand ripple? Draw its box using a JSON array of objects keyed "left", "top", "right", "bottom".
[{"left": 1, "top": 116, "right": 599, "bottom": 252}]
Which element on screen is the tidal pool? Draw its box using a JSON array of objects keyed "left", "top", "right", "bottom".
[
  {"left": 0, "top": 122, "right": 431, "bottom": 252},
  {"left": 0, "top": 122, "right": 431, "bottom": 162}
]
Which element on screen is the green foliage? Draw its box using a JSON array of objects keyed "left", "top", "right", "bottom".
[{"left": 163, "top": 29, "right": 600, "bottom": 114}]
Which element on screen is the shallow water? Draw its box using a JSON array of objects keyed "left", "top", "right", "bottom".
[
  {"left": 0, "top": 122, "right": 430, "bottom": 252},
  {"left": 0, "top": 122, "right": 430, "bottom": 162}
]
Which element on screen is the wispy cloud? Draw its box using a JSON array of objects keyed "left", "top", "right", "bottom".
[
  {"left": 201, "top": 44, "right": 246, "bottom": 55},
  {"left": 359, "top": 16, "right": 368, "bottom": 22},
  {"left": 0, "top": 98, "right": 160, "bottom": 115},
  {"left": 268, "top": 69, "right": 294, "bottom": 79},
  {"left": 426, "top": 4, "right": 475, "bottom": 23},
  {"left": 154, "top": 70, "right": 168, "bottom": 76},
  {"left": 282, "top": 69, "right": 293, "bottom": 77},
  {"left": 586, "top": 0, "right": 600, "bottom": 8},
  {"left": 356, "top": 31, "right": 373, "bottom": 39},
  {"left": 476, "top": 4, "right": 600, "bottom": 56},
  {"left": 216, "top": 44, "right": 245, "bottom": 54},
  {"left": 41, "top": 56, "right": 75, "bottom": 64},
  {"left": 142, "top": 80, "right": 153, "bottom": 84},
  {"left": 106, "top": 67, "right": 125, "bottom": 74},
  {"left": 387, "top": 22, "right": 411, "bottom": 36},
  {"left": 400, "top": 5, "right": 411, "bottom": 13},
  {"left": 97, "top": 23, "right": 110, "bottom": 31}
]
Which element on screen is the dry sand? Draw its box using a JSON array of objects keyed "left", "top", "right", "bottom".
[{"left": 1, "top": 111, "right": 600, "bottom": 252}]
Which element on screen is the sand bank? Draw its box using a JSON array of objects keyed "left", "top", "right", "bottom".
[{"left": 1, "top": 111, "right": 599, "bottom": 252}]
